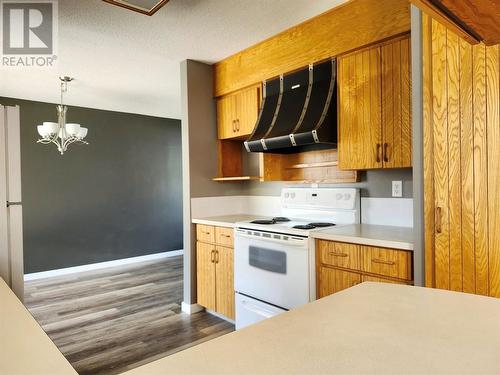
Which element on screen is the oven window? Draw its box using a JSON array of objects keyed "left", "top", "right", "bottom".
[{"left": 249, "top": 246, "right": 287, "bottom": 274}]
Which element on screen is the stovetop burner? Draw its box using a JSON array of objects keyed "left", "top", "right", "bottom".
[
  {"left": 292, "top": 222, "right": 336, "bottom": 230},
  {"left": 250, "top": 217, "right": 291, "bottom": 225},
  {"left": 273, "top": 217, "right": 291, "bottom": 222},
  {"left": 251, "top": 219, "right": 276, "bottom": 225},
  {"left": 293, "top": 224, "right": 316, "bottom": 230},
  {"left": 308, "top": 222, "right": 336, "bottom": 228}
]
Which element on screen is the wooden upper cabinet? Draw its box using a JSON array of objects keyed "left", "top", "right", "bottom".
[
  {"left": 338, "top": 46, "right": 382, "bottom": 170},
  {"left": 217, "top": 85, "right": 260, "bottom": 140},
  {"left": 338, "top": 36, "right": 412, "bottom": 170},
  {"left": 216, "top": 94, "right": 236, "bottom": 140},
  {"left": 381, "top": 37, "right": 412, "bottom": 168}
]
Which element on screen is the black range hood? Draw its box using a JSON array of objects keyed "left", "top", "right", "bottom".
[{"left": 244, "top": 58, "right": 337, "bottom": 153}]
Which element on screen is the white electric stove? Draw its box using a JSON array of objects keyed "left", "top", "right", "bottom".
[{"left": 234, "top": 188, "right": 360, "bottom": 330}]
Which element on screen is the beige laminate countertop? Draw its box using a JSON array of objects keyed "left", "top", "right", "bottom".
[
  {"left": 125, "top": 282, "right": 500, "bottom": 375},
  {"left": 3, "top": 279, "right": 500, "bottom": 375},
  {"left": 0, "top": 278, "right": 77, "bottom": 375},
  {"left": 311, "top": 223, "right": 414, "bottom": 250},
  {"left": 192, "top": 214, "right": 263, "bottom": 228}
]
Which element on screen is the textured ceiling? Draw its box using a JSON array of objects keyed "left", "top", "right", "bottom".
[{"left": 0, "top": 0, "right": 347, "bottom": 118}]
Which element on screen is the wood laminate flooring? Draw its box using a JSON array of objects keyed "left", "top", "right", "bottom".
[{"left": 24, "top": 256, "right": 234, "bottom": 375}]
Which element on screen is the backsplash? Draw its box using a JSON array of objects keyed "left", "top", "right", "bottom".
[
  {"left": 361, "top": 198, "right": 413, "bottom": 227},
  {"left": 191, "top": 195, "right": 413, "bottom": 228}
]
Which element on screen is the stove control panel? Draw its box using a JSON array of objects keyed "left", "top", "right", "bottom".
[{"left": 281, "top": 188, "right": 359, "bottom": 210}]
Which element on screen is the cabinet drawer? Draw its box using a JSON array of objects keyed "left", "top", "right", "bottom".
[
  {"left": 216, "top": 227, "right": 234, "bottom": 247},
  {"left": 196, "top": 224, "right": 215, "bottom": 244},
  {"left": 361, "top": 246, "right": 412, "bottom": 280},
  {"left": 361, "top": 274, "right": 409, "bottom": 285},
  {"left": 318, "top": 240, "right": 360, "bottom": 270}
]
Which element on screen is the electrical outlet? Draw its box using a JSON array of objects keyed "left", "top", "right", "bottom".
[{"left": 392, "top": 181, "right": 403, "bottom": 197}]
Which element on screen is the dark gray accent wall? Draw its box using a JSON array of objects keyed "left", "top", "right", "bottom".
[{"left": 0, "top": 97, "right": 183, "bottom": 274}]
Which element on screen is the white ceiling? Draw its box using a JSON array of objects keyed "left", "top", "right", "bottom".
[{"left": 0, "top": 0, "right": 347, "bottom": 119}]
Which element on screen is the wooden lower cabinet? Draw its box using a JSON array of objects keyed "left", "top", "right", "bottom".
[
  {"left": 318, "top": 267, "right": 361, "bottom": 298},
  {"left": 196, "top": 242, "right": 216, "bottom": 311},
  {"left": 361, "top": 275, "right": 408, "bottom": 285},
  {"left": 316, "top": 239, "right": 413, "bottom": 298},
  {"left": 196, "top": 225, "right": 235, "bottom": 320},
  {"left": 215, "top": 246, "right": 234, "bottom": 319}
]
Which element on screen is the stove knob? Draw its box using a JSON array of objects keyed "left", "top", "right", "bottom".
[
  {"left": 344, "top": 194, "right": 351, "bottom": 200},
  {"left": 290, "top": 193, "right": 296, "bottom": 199},
  {"left": 285, "top": 193, "right": 290, "bottom": 198},
  {"left": 336, "top": 193, "right": 343, "bottom": 200}
]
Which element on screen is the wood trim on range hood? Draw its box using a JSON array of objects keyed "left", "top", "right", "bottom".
[{"left": 102, "top": 0, "right": 170, "bottom": 16}]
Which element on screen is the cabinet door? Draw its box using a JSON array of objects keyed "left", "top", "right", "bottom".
[
  {"left": 338, "top": 46, "right": 382, "bottom": 170},
  {"left": 217, "top": 94, "right": 237, "bottom": 140},
  {"left": 215, "top": 246, "right": 235, "bottom": 319},
  {"left": 196, "top": 242, "right": 216, "bottom": 311},
  {"left": 381, "top": 37, "right": 412, "bottom": 168},
  {"left": 235, "top": 85, "right": 260, "bottom": 137},
  {"left": 318, "top": 267, "right": 361, "bottom": 298}
]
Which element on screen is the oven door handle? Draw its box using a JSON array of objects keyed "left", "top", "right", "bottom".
[{"left": 235, "top": 231, "right": 307, "bottom": 247}]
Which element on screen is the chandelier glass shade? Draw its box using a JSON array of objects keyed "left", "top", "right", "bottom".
[{"left": 36, "top": 77, "right": 89, "bottom": 155}]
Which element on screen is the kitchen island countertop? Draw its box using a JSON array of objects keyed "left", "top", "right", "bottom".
[
  {"left": 3, "top": 279, "right": 500, "bottom": 374},
  {"left": 0, "top": 278, "right": 78, "bottom": 375},
  {"left": 125, "top": 282, "right": 500, "bottom": 375}
]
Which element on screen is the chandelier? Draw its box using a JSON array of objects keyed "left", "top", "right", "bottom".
[{"left": 36, "top": 76, "right": 89, "bottom": 155}]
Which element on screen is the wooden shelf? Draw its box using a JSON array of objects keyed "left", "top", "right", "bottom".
[
  {"left": 212, "top": 176, "right": 260, "bottom": 182},
  {"left": 286, "top": 161, "right": 339, "bottom": 169}
]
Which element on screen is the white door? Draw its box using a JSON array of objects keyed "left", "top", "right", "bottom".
[{"left": 0, "top": 105, "right": 24, "bottom": 300}]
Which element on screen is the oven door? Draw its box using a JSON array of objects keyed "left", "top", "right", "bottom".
[{"left": 234, "top": 228, "right": 310, "bottom": 309}]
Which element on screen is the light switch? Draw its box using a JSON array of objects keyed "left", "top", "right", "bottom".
[{"left": 392, "top": 181, "right": 403, "bottom": 197}]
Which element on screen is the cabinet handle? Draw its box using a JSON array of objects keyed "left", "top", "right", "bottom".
[
  {"left": 383, "top": 143, "right": 389, "bottom": 162},
  {"left": 372, "top": 258, "right": 396, "bottom": 266},
  {"left": 232, "top": 120, "right": 236, "bottom": 133},
  {"left": 215, "top": 250, "right": 219, "bottom": 264},
  {"left": 220, "top": 234, "right": 231, "bottom": 238},
  {"left": 329, "top": 252, "right": 348, "bottom": 257},
  {"left": 436, "top": 207, "right": 442, "bottom": 234},
  {"left": 376, "top": 143, "right": 381, "bottom": 163},
  {"left": 203, "top": 231, "right": 211, "bottom": 235},
  {"left": 236, "top": 119, "right": 240, "bottom": 132},
  {"left": 210, "top": 249, "right": 215, "bottom": 263}
]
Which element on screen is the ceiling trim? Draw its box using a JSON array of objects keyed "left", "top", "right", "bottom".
[{"left": 102, "top": 0, "right": 170, "bottom": 16}]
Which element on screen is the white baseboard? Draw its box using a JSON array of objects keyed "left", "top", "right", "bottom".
[
  {"left": 24, "top": 250, "right": 184, "bottom": 281},
  {"left": 181, "top": 302, "right": 204, "bottom": 315}
]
